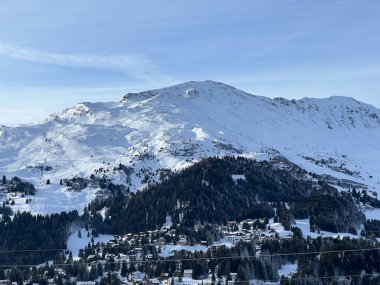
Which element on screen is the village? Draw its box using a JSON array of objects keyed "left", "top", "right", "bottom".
[{"left": 62, "top": 218, "right": 288, "bottom": 285}]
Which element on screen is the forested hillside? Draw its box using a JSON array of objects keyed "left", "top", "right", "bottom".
[{"left": 87, "top": 157, "right": 365, "bottom": 235}]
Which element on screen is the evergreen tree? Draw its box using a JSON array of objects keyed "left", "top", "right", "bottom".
[
  {"left": 55, "top": 274, "right": 63, "bottom": 285},
  {"left": 129, "top": 261, "right": 136, "bottom": 274},
  {"left": 121, "top": 261, "right": 128, "bottom": 277},
  {"left": 212, "top": 272, "right": 216, "bottom": 284},
  {"left": 237, "top": 264, "right": 248, "bottom": 284},
  {"left": 97, "top": 263, "right": 104, "bottom": 277}
]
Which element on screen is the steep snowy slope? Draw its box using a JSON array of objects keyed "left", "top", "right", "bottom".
[{"left": 0, "top": 80, "right": 379, "bottom": 213}]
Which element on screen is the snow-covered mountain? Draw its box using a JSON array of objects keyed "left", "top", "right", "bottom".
[{"left": 1, "top": 80, "right": 379, "bottom": 213}]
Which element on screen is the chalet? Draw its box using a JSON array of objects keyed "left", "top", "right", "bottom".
[
  {"left": 225, "top": 233, "right": 243, "bottom": 243},
  {"left": 212, "top": 242, "right": 223, "bottom": 249},
  {"left": 134, "top": 247, "right": 143, "bottom": 253},
  {"left": 132, "top": 271, "right": 146, "bottom": 281},
  {"left": 230, "top": 273, "right": 237, "bottom": 281},
  {"left": 157, "top": 237, "right": 166, "bottom": 246},
  {"left": 183, "top": 269, "right": 193, "bottom": 278},
  {"left": 179, "top": 235, "right": 187, "bottom": 245}
]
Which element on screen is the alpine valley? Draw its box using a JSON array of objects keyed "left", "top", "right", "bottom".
[{"left": 0, "top": 81, "right": 380, "bottom": 285}]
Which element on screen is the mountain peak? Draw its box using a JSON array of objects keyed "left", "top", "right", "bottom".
[{"left": 121, "top": 80, "right": 241, "bottom": 102}]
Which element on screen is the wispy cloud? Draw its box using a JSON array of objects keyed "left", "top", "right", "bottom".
[{"left": 0, "top": 42, "right": 172, "bottom": 84}]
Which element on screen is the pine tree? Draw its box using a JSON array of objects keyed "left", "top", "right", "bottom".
[
  {"left": 55, "top": 274, "right": 63, "bottom": 285},
  {"left": 129, "top": 261, "right": 137, "bottom": 274},
  {"left": 2, "top": 175, "right": 6, "bottom": 184},
  {"left": 97, "top": 263, "right": 103, "bottom": 277},
  {"left": 0, "top": 269, "right": 5, "bottom": 280},
  {"left": 121, "top": 261, "right": 128, "bottom": 277},
  {"left": 237, "top": 265, "right": 248, "bottom": 283}
]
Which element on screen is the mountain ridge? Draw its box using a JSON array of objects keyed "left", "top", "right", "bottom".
[
  {"left": 0, "top": 80, "right": 379, "bottom": 215},
  {"left": 52, "top": 80, "right": 380, "bottom": 130}
]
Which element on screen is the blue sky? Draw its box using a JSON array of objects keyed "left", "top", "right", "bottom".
[{"left": 1, "top": 1, "right": 380, "bottom": 126}]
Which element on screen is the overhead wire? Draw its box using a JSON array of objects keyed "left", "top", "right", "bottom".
[{"left": 0, "top": 246, "right": 379, "bottom": 268}]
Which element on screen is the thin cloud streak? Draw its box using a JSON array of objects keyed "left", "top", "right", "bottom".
[{"left": 0, "top": 42, "right": 172, "bottom": 84}]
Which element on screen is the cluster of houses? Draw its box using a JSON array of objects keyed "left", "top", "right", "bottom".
[
  {"left": 0, "top": 219, "right": 286, "bottom": 285},
  {"left": 75, "top": 219, "right": 284, "bottom": 284},
  {"left": 220, "top": 219, "right": 283, "bottom": 245}
]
